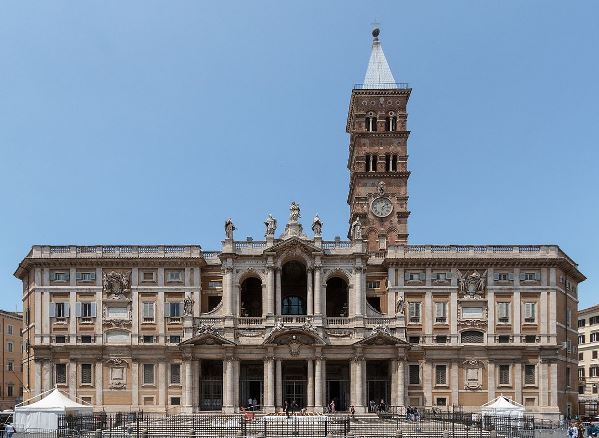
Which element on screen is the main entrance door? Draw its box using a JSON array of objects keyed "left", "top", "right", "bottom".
[
  {"left": 326, "top": 361, "right": 350, "bottom": 411},
  {"left": 240, "top": 361, "right": 264, "bottom": 410},
  {"left": 200, "top": 360, "right": 223, "bottom": 411},
  {"left": 366, "top": 360, "right": 391, "bottom": 411},
  {"left": 283, "top": 361, "right": 307, "bottom": 409}
]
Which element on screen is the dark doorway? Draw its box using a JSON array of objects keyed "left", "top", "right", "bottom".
[
  {"left": 281, "top": 261, "right": 307, "bottom": 315},
  {"left": 240, "top": 277, "right": 263, "bottom": 317},
  {"left": 326, "top": 277, "right": 349, "bottom": 317},
  {"left": 240, "top": 361, "right": 264, "bottom": 410},
  {"left": 200, "top": 360, "right": 223, "bottom": 411},
  {"left": 366, "top": 360, "right": 391, "bottom": 411},
  {"left": 283, "top": 361, "right": 307, "bottom": 410},
  {"left": 326, "top": 361, "right": 350, "bottom": 411}
]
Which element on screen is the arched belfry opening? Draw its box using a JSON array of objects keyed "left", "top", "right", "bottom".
[
  {"left": 326, "top": 277, "right": 349, "bottom": 317},
  {"left": 281, "top": 261, "right": 307, "bottom": 315},
  {"left": 240, "top": 277, "right": 262, "bottom": 317}
]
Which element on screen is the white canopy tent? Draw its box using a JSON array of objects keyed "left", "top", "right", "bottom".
[
  {"left": 14, "top": 388, "right": 93, "bottom": 432},
  {"left": 481, "top": 396, "right": 525, "bottom": 418}
]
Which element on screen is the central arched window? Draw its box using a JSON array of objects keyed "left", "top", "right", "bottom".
[
  {"left": 461, "top": 330, "right": 484, "bottom": 344},
  {"left": 282, "top": 296, "right": 306, "bottom": 315}
]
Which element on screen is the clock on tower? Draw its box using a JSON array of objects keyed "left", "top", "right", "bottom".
[{"left": 346, "top": 28, "right": 411, "bottom": 251}]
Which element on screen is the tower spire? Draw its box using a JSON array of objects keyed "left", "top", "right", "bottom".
[{"left": 363, "top": 27, "right": 396, "bottom": 89}]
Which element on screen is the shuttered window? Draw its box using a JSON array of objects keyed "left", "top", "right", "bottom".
[
  {"left": 524, "top": 365, "right": 536, "bottom": 385},
  {"left": 408, "top": 302, "right": 421, "bottom": 323},
  {"left": 143, "top": 364, "right": 155, "bottom": 385},
  {"left": 524, "top": 303, "right": 536, "bottom": 323},
  {"left": 434, "top": 302, "right": 447, "bottom": 323},
  {"left": 435, "top": 365, "right": 447, "bottom": 385},
  {"left": 81, "top": 364, "right": 93, "bottom": 385},
  {"left": 499, "top": 365, "right": 510, "bottom": 385},
  {"left": 497, "top": 302, "right": 510, "bottom": 323},
  {"left": 55, "top": 364, "right": 67, "bottom": 384},
  {"left": 170, "top": 364, "right": 181, "bottom": 385}
]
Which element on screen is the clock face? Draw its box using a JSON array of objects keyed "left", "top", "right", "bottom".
[{"left": 371, "top": 197, "right": 393, "bottom": 218}]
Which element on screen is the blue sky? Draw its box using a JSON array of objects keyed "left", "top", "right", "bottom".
[{"left": 0, "top": 1, "right": 597, "bottom": 311}]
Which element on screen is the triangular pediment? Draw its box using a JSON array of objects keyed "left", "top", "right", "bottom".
[
  {"left": 181, "top": 332, "right": 236, "bottom": 346},
  {"left": 263, "top": 324, "right": 326, "bottom": 346},
  {"left": 354, "top": 331, "right": 408, "bottom": 346},
  {"left": 266, "top": 237, "right": 322, "bottom": 256}
]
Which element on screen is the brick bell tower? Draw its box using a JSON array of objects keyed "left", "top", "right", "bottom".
[{"left": 347, "top": 28, "right": 411, "bottom": 251}]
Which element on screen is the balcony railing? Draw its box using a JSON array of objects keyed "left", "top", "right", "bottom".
[{"left": 353, "top": 83, "right": 410, "bottom": 90}]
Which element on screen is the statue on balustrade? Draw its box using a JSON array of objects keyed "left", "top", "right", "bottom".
[
  {"left": 224, "top": 218, "right": 235, "bottom": 240},
  {"left": 312, "top": 214, "right": 323, "bottom": 237},
  {"left": 264, "top": 214, "right": 277, "bottom": 237}
]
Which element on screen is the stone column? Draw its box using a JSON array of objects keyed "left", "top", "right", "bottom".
[
  {"left": 192, "top": 360, "right": 201, "bottom": 412},
  {"left": 156, "top": 285, "right": 165, "bottom": 345},
  {"left": 275, "top": 269, "right": 282, "bottom": 316},
  {"left": 266, "top": 266, "right": 275, "bottom": 316},
  {"left": 487, "top": 289, "right": 495, "bottom": 344},
  {"left": 450, "top": 289, "right": 458, "bottom": 345},
  {"left": 540, "top": 291, "right": 548, "bottom": 343},
  {"left": 550, "top": 362, "right": 558, "bottom": 408},
  {"left": 276, "top": 360, "right": 283, "bottom": 411},
  {"left": 184, "top": 360, "right": 193, "bottom": 410},
  {"left": 513, "top": 269, "right": 521, "bottom": 344},
  {"left": 397, "top": 360, "right": 405, "bottom": 407},
  {"left": 223, "top": 265, "right": 234, "bottom": 316},
  {"left": 95, "top": 268, "right": 103, "bottom": 345},
  {"left": 69, "top": 269, "right": 77, "bottom": 344},
  {"left": 314, "top": 267, "right": 322, "bottom": 316},
  {"left": 95, "top": 360, "right": 103, "bottom": 406},
  {"left": 354, "top": 267, "right": 364, "bottom": 317},
  {"left": 451, "top": 362, "right": 459, "bottom": 407},
  {"left": 264, "top": 357, "right": 275, "bottom": 411},
  {"left": 307, "top": 359, "right": 314, "bottom": 409},
  {"left": 424, "top": 291, "right": 433, "bottom": 337},
  {"left": 158, "top": 361, "right": 167, "bottom": 408},
  {"left": 233, "top": 360, "right": 240, "bottom": 412},
  {"left": 387, "top": 268, "right": 396, "bottom": 318},
  {"left": 514, "top": 363, "right": 522, "bottom": 404},
  {"left": 34, "top": 360, "right": 42, "bottom": 396},
  {"left": 315, "top": 357, "right": 324, "bottom": 412},
  {"left": 132, "top": 273, "right": 139, "bottom": 345},
  {"left": 423, "top": 362, "right": 432, "bottom": 407},
  {"left": 131, "top": 362, "right": 139, "bottom": 407},
  {"left": 223, "top": 358, "right": 235, "bottom": 413},
  {"left": 351, "top": 356, "right": 366, "bottom": 412},
  {"left": 69, "top": 360, "right": 77, "bottom": 399},
  {"left": 539, "top": 362, "right": 548, "bottom": 407},
  {"left": 487, "top": 362, "right": 496, "bottom": 401},
  {"left": 42, "top": 360, "right": 52, "bottom": 392},
  {"left": 307, "top": 269, "right": 314, "bottom": 315}
]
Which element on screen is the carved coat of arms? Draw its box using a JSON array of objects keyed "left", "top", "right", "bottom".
[
  {"left": 103, "top": 271, "right": 130, "bottom": 300},
  {"left": 457, "top": 270, "right": 487, "bottom": 298}
]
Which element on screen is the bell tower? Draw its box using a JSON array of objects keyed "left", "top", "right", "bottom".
[{"left": 347, "top": 28, "right": 411, "bottom": 250}]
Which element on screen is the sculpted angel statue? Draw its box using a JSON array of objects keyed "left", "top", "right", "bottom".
[
  {"left": 264, "top": 214, "right": 277, "bottom": 237},
  {"left": 289, "top": 201, "right": 301, "bottom": 222},
  {"left": 312, "top": 214, "right": 323, "bottom": 237},
  {"left": 224, "top": 218, "right": 235, "bottom": 239}
]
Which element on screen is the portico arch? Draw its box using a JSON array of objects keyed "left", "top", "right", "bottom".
[
  {"left": 240, "top": 277, "right": 262, "bottom": 317},
  {"left": 281, "top": 261, "right": 307, "bottom": 315},
  {"left": 326, "top": 277, "right": 349, "bottom": 317}
]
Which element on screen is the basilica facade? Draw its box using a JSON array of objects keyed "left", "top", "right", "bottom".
[{"left": 16, "top": 29, "right": 583, "bottom": 418}]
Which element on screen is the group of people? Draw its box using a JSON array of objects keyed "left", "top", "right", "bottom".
[
  {"left": 368, "top": 399, "right": 388, "bottom": 413},
  {"left": 568, "top": 421, "right": 599, "bottom": 438},
  {"left": 246, "top": 397, "right": 260, "bottom": 411},
  {"left": 405, "top": 406, "right": 421, "bottom": 422}
]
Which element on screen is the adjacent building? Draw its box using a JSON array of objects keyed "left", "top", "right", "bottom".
[
  {"left": 14, "top": 29, "right": 584, "bottom": 418},
  {"left": 578, "top": 305, "right": 599, "bottom": 400},
  {"left": 0, "top": 310, "right": 23, "bottom": 410}
]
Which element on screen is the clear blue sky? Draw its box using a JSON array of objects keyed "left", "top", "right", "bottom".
[{"left": 0, "top": 1, "right": 597, "bottom": 311}]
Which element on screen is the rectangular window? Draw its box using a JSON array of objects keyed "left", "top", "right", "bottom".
[
  {"left": 141, "top": 271, "right": 156, "bottom": 282},
  {"left": 434, "top": 302, "right": 447, "bottom": 323},
  {"left": 55, "top": 336, "right": 66, "bottom": 344},
  {"left": 143, "top": 302, "right": 155, "bottom": 322},
  {"left": 590, "top": 367, "right": 599, "bottom": 378},
  {"left": 143, "top": 364, "right": 155, "bottom": 385},
  {"left": 7, "top": 342, "right": 13, "bottom": 353},
  {"left": 593, "top": 351, "right": 598, "bottom": 359},
  {"left": 521, "top": 272, "right": 540, "bottom": 281},
  {"left": 499, "top": 365, "right": 510, "bottom": 385},
  {"left": 579, "top": 353, "right": 584, "bottom": 361},
  {"left": 408, "top": 336, "right": 420, "bottom": 344},
  {"left": 433, "top": 272, "right": 451, "bottom": 281},
  {"left": 590, "top": 316, "right": 599, "bottom": 325},
  {"left": 52, "top": 271, "right": 69, "bottom": 282},
  {"left": 366, "top": 281, "right": 381, "bottom": 289},
  {"left": 56, "top": 364, "right": 67, "bottom": 385},
  {"left": 409, "top": 365, "right": 420, "bottom": 385},
  {"left": 494, "top": 273, "right": 510, "bottom": 281},
  {"left": 497, "top": 302, "right": 510, "bottom": 323},
  {"left": 591, "top": 333, "right": 599, "bottom": 343},
  {"left": 435, "top": 365, "right": 447, "bottom": 385},
  {"left": 405, "top": 272, "right": 425, "bottom": 282},
  {"left": 81, "top": 364, "right": 93, "bottom": 385},
  {"left": 524, "top": 364, "right": 536, "bottom": 385},
  {"left": 167, "top": 271, "right": 183, "bottom": 282},
  {"left": 170, "top": 397, "right": 181, "bottom": 406},
  {"left": 408, "top": 302, "right": 421, "bottom": 323},
  {"left": 169, "top": 335, "right": 181, "bottom": 344},
  {"left": 52, "top": 302, "right": 69, "bottom": 318},
  {"left": 208, "top": 280, "right": 222, "bottom": 289},
  {"left": 77, "top": 271, "right": 96, "bottom": 282},
  {"left": 579, "top": 368, "right": 585, "bottom": 379},
  {"left": 80, "top": 302, "right": 94, "bottom": 318},
  {"left": 170, "top": 364, "right": 181, "bottom": 385},
  {"left": 579, "top": 335, "right": 586, "bottom": 344},
  {"left": 7, "top": 325, "right": 13, "bottom": 335},
  {"left": 81, "top": 335, "right": 93, "bottom": 344},
  {"left": 142, "top": 335, "right": 155, "bottom": 344},
  {"left": 523, "top": 302, "right": 536, "bottom": 323},
  {"left": 498, "top": 335, "right": 511, "bottom": 343},
  {"left": 524, "top": 335, "right": 537, "bottom": 343},
  {"left": 462, "top": 306, "right": 483, "bottom": 319},
  {"left": 579, "top": 319, "right": 586, "bottom": 328},
  {"left": 436, "top": 397, "right": 447, "bottom": 407},
  {"left": 7, "top": 361, "right": 13, "bottom": 372},
  {"left": 435, "top": 335, "right": 448, "bottom": 344}
]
